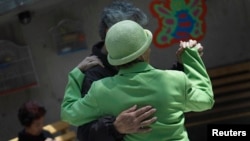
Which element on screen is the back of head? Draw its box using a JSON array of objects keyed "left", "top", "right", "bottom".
[
  {"left": 18, "top": 100, "right": 46, "bottom": 127},
  {"left": 99, "top": 0, "right": 148, "bottom": 40}
]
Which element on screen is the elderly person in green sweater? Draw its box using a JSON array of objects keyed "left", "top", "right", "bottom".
[{"left": 61, "top": 20, "right": 214, "bottom": 141}]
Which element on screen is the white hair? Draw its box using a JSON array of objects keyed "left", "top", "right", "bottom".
[{"left": 99, "top": 0, "right": 148, "bottom": 40}]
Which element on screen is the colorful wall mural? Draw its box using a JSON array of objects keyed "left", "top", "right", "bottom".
[{"left": 150, "top": 0, "right": 207, "bottom": 48}]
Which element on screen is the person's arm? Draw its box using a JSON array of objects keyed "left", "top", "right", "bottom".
[
  {"left": 62, "top": 56, "right": 157, "bottom": 141},
  {"left": 180, "top": 40, "right": 214, "bottom": 112},
  {"left": 61, "top": 67, "right": 100, "bottom": 126},
  {"left": 77, "top": 104, "right": 157, "bottom": 141},
  {"left": 61, "top": 67, "right": 157, "bottom": 136},
  {"left": 77, "top": 116, "right": 124, "bottom": 141}
]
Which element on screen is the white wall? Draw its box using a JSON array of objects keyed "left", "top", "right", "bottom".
[{"left": 0, "top": 0, "right": 249, "bottom": 140}]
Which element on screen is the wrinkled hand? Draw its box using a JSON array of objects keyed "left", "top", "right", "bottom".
[
  {"left": 176, "top": 39, "right": 204, "bottom": 63},
  {"left": 114, "top": 105, "right": 157, "bottom": 134},
  {"left": 77, "top": 55, "right": 104, "bottom": 72}
]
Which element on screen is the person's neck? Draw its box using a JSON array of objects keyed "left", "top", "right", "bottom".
[{"left": 25, "top": 128, "right": 39, "bottom": 136}]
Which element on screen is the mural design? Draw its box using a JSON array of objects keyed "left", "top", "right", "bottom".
[{"left": 150, "top": 0, "right": 207, "bottom": 48}]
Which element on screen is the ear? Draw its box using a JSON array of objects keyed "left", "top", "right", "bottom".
[{"left": 141, "top": 48, "right": 151, "bottom": 62}]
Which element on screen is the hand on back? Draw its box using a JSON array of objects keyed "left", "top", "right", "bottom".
[
  {"left": 114, "top": 105, "right": 157, "bottom": 134},
  {"left": 77, "top": 55, "right": 104, "bottom": 72}
]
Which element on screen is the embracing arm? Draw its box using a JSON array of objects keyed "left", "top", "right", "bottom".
[
  {"left": 61, "top": 68, "right": 101, "bottom": 126},
  {"left": 61, "top": 66, "right": 125, "bottom": 141},
  {"left": 61, "top": 55, "right": 107, "bottom": 126},
  {"left": 62, "top": 67, "right": 157, "bottom": 140},
  {"left": 77, "top": 116, "right": 124, "bottom": 141},
  {"left": 62, "top": 56, "right": 157, "bottom": 141}
]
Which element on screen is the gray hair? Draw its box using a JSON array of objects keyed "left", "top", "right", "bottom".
[{"left": 99, "top": 0, "right": 148, "bottom": 40}]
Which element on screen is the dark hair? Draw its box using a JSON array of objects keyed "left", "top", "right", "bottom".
[
  {"left": 99, "top": 0, "right": 148, "bottom": 40},
  {"left": 18, "top": 100, "right": 46, "bottom": 127}
]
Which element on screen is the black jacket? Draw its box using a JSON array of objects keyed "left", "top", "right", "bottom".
[
  {"left": 18, "top": 129, "right": 53, "bottom": 141},
  {"left": 77, "top": 41, "right": 121, "bottom": 141},
  {"left": 77, "top": 41, "right": 184, "bottom": 141}
]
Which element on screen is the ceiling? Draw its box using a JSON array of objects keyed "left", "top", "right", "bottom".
[
  {"left": 0, "top": 0, "right": 40, "bottom": 15},
  {"left": 0, "top": 0, "right": 66, "bottom": 24}
]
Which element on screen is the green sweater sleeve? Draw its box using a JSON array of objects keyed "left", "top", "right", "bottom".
[
  {"left": 181, "top": 47, "right": 214, "bottom": 112},
  {"left": 60, "top": 68, "right": 101, "bottom": 126}
]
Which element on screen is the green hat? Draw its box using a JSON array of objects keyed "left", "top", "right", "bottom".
[{"left": 105, "top": 20, "right": 152, "bottom": 66}]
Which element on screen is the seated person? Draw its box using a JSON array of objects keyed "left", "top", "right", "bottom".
[{"left": 17, "top": 100, "right": 54, "bottom": 141}]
